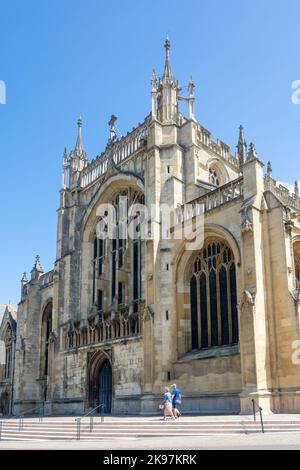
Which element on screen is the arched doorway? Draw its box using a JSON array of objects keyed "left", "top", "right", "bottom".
[
  {"left": 0, "top": 392, "right": 10, "bottom": 416},
  {"left": 98, "top": 360, "right": 112, "bottom": 414},
  {"left": 88, "top": 352, "right": 112, "bottom": 414}
]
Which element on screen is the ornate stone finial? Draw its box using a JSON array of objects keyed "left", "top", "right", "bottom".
[
  {"left": 75, "top": 116, "right": 83, "bottom": 155},
  {"left": 151, "top": 69, "right": 157, "bottom": 91},
  {"left": 165, "top": 34, "right": 171, "bottom": 52},
  {"left": 33, "top": 255, "right": 43, "bottom": 273},
  {"left": 247, "top": 142, "right": 258, "bottom": 161},
  {"left": 295, "top": 181, "right": 299, "bottom": 198},
  {"left": 188, "top": 75, "right": 195, "bottom": 97},
  {"left": 61, "top": 147, "right": 68, "bottom": 194},
  {"left": 31, "top": 255, "right": 43, "bottom": 281},
  {"left": 63, "top": 147, "right": 67, "bottom": 163},
  {"left": 237, "top": 125, "right": 247, "bottom": 167},
  {"left": 21, "top": 272, "right": 27, "bottom": 284},
  {"left": 108, "top": 115, "right": 118, "bottom": 143},
  {"left": 267, "top": 161, "right": 273, "bottom": 177},
  {"left": 162, "top": 35, "right": 173, "bottom": 82}
]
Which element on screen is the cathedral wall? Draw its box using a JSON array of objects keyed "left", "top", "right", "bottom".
[
  {"left": 113, "top": 338, "right": 144, "bottom": 413},
  {"left": 173, "top": 353, "right": 241, "bottom": 414},
  {"left": 266, "top": 207, "right": 300, "bottom": 412}
]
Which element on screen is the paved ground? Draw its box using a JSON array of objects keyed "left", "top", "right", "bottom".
[{"left": 0, "top": 433, "right": 300, "bottom": 450}]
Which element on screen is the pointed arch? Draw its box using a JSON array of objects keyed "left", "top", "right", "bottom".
[{"left": 188, "top": 239, "right": 239, "bottom": 350}]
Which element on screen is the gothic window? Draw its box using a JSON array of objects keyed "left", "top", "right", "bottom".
[
  {"left": 209, "top": 167, "right": 220, "bottom": 187},
  {"left": 93, "top": 237, "right": 97, "bottom": 303},
  {"left": 42, "top": 303, "right": 52, "bottom": 376},
  {"left": 118, "top": 224, "right": 126, "bottom": 268},
  {"left": 133, "top": 239, "right": 141, "bottom": 310},
  {"left": 111, "top": 236, "right": 117, "bottom": 302},
  {"left": 91, "top": 190, "right": 144, "bottom": 321},
  {"left": 118, "top": 282, "right": 125, "bottom": 306},
  {"left": 98, "top": 239, "right": 105, "bottom": 276},
  {"left": 190, "top": 240, "right": 239, "bottom": 350},
  {"left": 294, "top": 242, "right": 300, "bottom": 285},
  {"left": 97, "top": 290, "right": 103, "bottom": 312},
  {"left": 92, "top": 236, "right": 106, "bottom": 304},
  {"left": 3, "top": 326, "right": 12, "bottom": 380}
]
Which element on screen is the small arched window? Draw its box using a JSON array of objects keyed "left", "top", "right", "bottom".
[
  {"left": 190, "top": 240, "right": 239, "bottom": 350},
  {"left": 209, "top": 167, "right": 220, "bottom": 187},
  {"left": 42, "top": 304, "right": 52, "bottom": 376},
  {"left": 3, "top": 326, "right": 12, "bottom": 380}
]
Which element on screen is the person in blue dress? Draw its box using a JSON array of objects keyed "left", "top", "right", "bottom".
[{"left": 171, "top": 384, "right": 182, "bottom": 419}]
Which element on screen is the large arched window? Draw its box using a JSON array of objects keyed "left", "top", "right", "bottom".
[
  {"left": 190, "top": 240, "right": 239, "bottom": 350},
  {"left": 3, "top": 325, "right": 12, "bottom": 380},
  {"left": 42, "top": 303, "right": 52, "bottom": 377},
  {"left": 294, "top": 241, "right": 300, "bottom": 285},
  {"left": 92, "top": 190, "right": 144, "bottom": 311}
]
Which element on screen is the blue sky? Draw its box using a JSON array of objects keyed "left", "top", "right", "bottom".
[{"left": 0, "top": 0, "right": 299, "bottom": 304}]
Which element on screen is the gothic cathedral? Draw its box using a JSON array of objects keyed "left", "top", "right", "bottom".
[{"left": 1, "top": 40, "right": 300, "bottom": 416}]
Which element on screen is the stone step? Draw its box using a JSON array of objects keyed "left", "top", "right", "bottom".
[
  {"left": 2, "top": 430, "right": 300, "bottom": 441},
  {"left": 1, "top": 426, "right": 300, "bottom": 441},
  {"left": 1, "top": 417, "right": 300, "bottom": 441}
]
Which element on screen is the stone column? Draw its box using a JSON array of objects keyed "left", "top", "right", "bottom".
[{"left": 239, "top": 156, "right": 273, "bottom": 414}]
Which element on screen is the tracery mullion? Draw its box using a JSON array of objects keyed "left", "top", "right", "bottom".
[
  {"left": 227, "top": 263, "right": 233, "bottom": 344},
  {"left": 196, "top": 273, "right": 202, "bottom": 349},
  {"left": 209, "top": 268, "right": 218, "bottom": 347},
  {"left": 230, "top": 263, "right": 239, "bottom": 344},
  {"left": 199, "top": 271, "right": 208, "bottom": 348},
  {"left": 206, "top": 265, "right": 212, "bottom": 348},
  {"left": 190, "top": 275, "right": 198, "bottom": 350},
  {"left": 216, "top": 262, "right": 222, "bottom": 347}
]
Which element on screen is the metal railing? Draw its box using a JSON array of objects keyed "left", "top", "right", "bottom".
[
  {"left": 251, "top": 399, "right": 264, "bottom": 434},
  {"left": 0, "top": 403, "right": 44, "bottom": 440},
  {"left": 75, "top": 403, "right": 106, "bottom": 440},
  {"left": 18, "top": 404, "right": 45, "bottom": 431}
]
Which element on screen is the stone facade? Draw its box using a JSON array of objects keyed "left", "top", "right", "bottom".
[
  {"left": 5, "top": 40, "right": 300, "bottom": 416},
  {"left": 0, "top": 304, "right": 17, "bottom": 415}
]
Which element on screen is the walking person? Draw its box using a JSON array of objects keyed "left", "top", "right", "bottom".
[
  {"left": 161, "top": 387, "right": 174, "bottom": 421},
  {"left": 171, "top": 384, "right": 182, "bottom": 419}
]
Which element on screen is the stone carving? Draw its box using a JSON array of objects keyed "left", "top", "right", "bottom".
[
  {"left": 240, "top": 206, "right": 253, "bottom": 233},
  {"left": 238, "top": 290, "right": 256, "bottom": 313}
]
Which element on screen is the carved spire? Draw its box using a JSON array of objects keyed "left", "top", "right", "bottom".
[
  {"left": 151, "top": 69, "right": 157, "bottom": 91},
  {"left": 156, "top": 37, "right": 179, "bottom": 123},
  {"left": 295, "top": 181, "right": 299, "bottom": 198},
  {"left": 75, "top": 116, "right": 83, "bottom": 155},
  {"left": 62, "top": 147, "right": 67, "bottom": 189},
  {"left": 188, "top": 75, "right": 195, "bottom": 97},
  {"left": 162, "top": 35, "right": 173, "bottom": 83},
  {"left": 21, "top": 272, "right": 28, "bottom": 298},
  {"left": 69, "top": 117, "right": 88, "bottom": 189},
  {"left": 247, "top": 142, "right": 258, "bottom": 161},
  {"left": 267, "top": 161, "right": 273, "bottom": 177},
  {"left": 237, "top": 125, "right": 247, "bottom": 167},
  {"left": 33, "top": 255, "right": 43, "bottom": 273},
  {"left": 31, "top": 255, "right": 43, "bottom": 281},
  {"left": 151, "top": 69, "right": 158, "bottom": 119}
]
